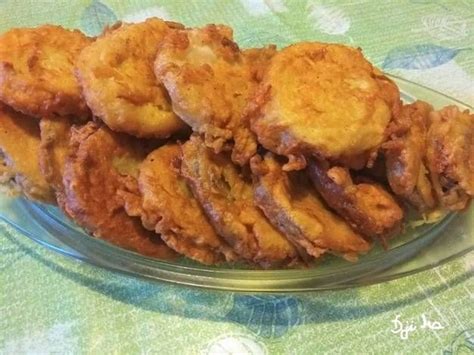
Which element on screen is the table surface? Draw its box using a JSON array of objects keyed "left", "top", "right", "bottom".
[{"left": 0, "top": 1, "right": 473, "bottom": 354}]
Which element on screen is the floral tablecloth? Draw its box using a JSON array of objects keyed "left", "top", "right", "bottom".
[{"left": 0, "top": 1, "right": 473, "bottom": 354}]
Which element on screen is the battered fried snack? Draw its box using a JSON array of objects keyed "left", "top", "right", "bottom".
[
  {"left": 39, "top": 116, "right": 76, "bottom": 193},
  {"left": 249, "top": 42, "right": 400, "bottom": 171},
  {"left": 426, "top": 106, "right": 473, "bottom": 211},
  {"left": 155, "top": 25, "right": 274, "bottom": 165},
  {"left": 308, "top": 159, "right": 404, "bottom": 242},
  {"left": 0, "top": 25, "right": 91, "bottom": 118},
  {"left": 383, "top": 101, "right": 436, "bottom": 212},
  {"left": 251, "top": 154, "right": 371, "bottom": 261},
  {"left": 75, "top": 18, "right": 186, "bottom": 138},
  {"left": 119, "top": 144, "right": 237, "bottom": 265},
  {"left": 180, "top": 135, "right": 300, "bottom": 267},
  {"left": 0, "top": 104, "right": 55, "bottom": 203},
  {"left": 62, "top": 122, "right": 176, "bottom": 259}
]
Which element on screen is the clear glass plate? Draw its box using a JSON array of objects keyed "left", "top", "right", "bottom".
[{"left": 0, "top": 75, "right": 473, "bottom": 292}]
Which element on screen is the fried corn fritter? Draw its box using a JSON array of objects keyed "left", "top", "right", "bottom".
[
  {"left": 155, "top": 25, "right": 275, "bottom": 165},
  {"left": 180, "top": 135, "right": 300, "bottom": 268},
  {"left": 119, "top": 144, "right": 237, "bottom": 265},
  {"left": 426, "top": 106, "right": 474, "bottom": 211},
  {"left": 250, "top": 42, "right": 400, "bottom": 171},
  {"left": 0, "top": 104, "right": 55, "bottom": 203},
  {"left": 62, "top": 122, "right": 176, "bottom": 259},
  {"left": 39, "top": 116, "right": 77, "bottom": 193},
  {"left": 383, "top": 101, "right": 436, "bottom": 212},
  {"left": 308, "top": 159, "right": 404, "bottom": 242},
  {"left": 251, "top": 154, "right": 371, "bottom": 261},
  {"left": 0, "top": 25, "right": 92, "bottom": 119},
  {"left": 75, "top": 18, "right": 186, "bottom": 138}
]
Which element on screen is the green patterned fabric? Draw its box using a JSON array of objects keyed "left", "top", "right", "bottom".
[{"left": 0, "top": 1, "right": 473, "bottom": 353}]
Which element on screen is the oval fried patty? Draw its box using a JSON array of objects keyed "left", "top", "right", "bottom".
[
  {"left": 0, "top": 104, "right": 55, "bottom": 203},
  {"left": 119, "top": 144, "right": 237, "bottom": 265},
  {"left": 180, "top": 135, "right": 300, "bottom": 268},
  {"left": 250, "top": 154, "right": 371, "bottom": 261},
  {"left": 155, "top": 25, "right": 275, "bottom": 165},
  {"left": 250, "top": 42, "right": 400, "bottom": 170},
  {"left": 308, "top": 159, "right": 404, "bottom": 242},
  {"left": 75, "top": 18, "right": 186, "bottom": 138},
  {"left": 62, "top": 122, "right": 176, "bottom": 259},
  {"left": 0, "top": 25, "right": 92, "bottom": 118}
]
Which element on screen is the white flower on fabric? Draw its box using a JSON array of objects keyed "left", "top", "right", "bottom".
[
  {"left": 421, "top": 14, "right": 469, "bottom": 41},
  {"left": 308, "top": 3, "right": 351, "bottom": 35},
  {"left": 204, "top": 334, "right": 268, "bottom": 355},
  {"left": 122, "top": 6, "right": 171, "bottom": 23},
  {"left": 240, "top": 0, "right": 288, "bottom": 16}
]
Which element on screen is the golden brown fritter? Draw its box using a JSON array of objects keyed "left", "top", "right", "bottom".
[
  {"left": 308, "top": 159, "right": 404, "bottom": 242},
  {"left": 155, "top": 25, "right": 275, "bottom": 165},
  {"left": 119, "top": 144, "right": 237, "bottom": 265},
  {"left": 62, "top": 122, "right": 176, "bottom": 259},
  {"left": 249, "top": 42, "right": 400, "bottom": 171},
  {"left": 75, "top": 18, "right": 186, "bottom": 138},
  {"left": 0, "top": 25, "right": 92, "bottom": 119},
  {"left": 250, "top": 154, "right": 371, "bottom": 261},
  {"left": 39, "top": 116, "right": 76, "bottom": 193},
  {"left": 180, "top": 135, "right": 300, "bottom": 267},
  {"left": 383, "top": 101, "right": 436, "bottom": 212},
  {"left": 426, "top": 106, "right": 473, "bottom": 211},
  {"left": 0, "top": 104, "right": 55, "bottom": 203}
]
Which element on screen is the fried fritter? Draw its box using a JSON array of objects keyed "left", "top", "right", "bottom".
[
  {"left": 0, "top": 104, "right": 55, "bottom": 203},
  {"left": 250, "top": 154, "right": 371, "bottom": 261},
  {"left": 155, "top": 25, "right": 275, "bottom": 165},
  {"left": 75, "top": 18, "right": 186, "bottom": 138},
  {"left": 180, "top": 135, "right": 300, "bottom": 267},
  {"left": 39, "top": 116, "right": 76, "bottom": 193},
  {"left": 62, "top": 122, "right": 176, "bottom": 259},
  {"left": 249, "top": 42, "right": 400, "bottom": 171},
  {"left": 426, "top": 106, "right": 473, "bottom": 211},
  {"left": 119, "top": 144, "right": 237, "bottom": 265},
  {"left": 0, "top": 25, "right": 91, "bottom": 119},
  {"left": 308, "top": 159, "right": 404, "bottom": 242},
  {"left": 383, "top": 101, "right": 436, "bottom": 212}
]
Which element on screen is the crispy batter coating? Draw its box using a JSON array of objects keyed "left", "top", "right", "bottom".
[
  {"left": 250, "top": 42, "right": 400, "bottom": 171},
  {"left": 119, "top": 144, "right": 237, "bottom": 265},
  {"left": 0, "top": 104, "right": 55, "bottom": 203},
  {"left": 308, "top": 159, "right": 404, "bottom": 242},
  {"left": 180, "top": 135, "right": 300, "bottom": 267},
  {"left": 62, "top": 122, "right": 176, "bottom": 259},
  {"left": 383, "top": 101, "right": 436, "bottom": 211},
  {"left": 250, "top": 154, "right": 371, "bottom": 261},
  {"left": 0, "top": 25, "right": 91, "bottom": 118},
  {"left": 39, "top": 116, "right": 76, "bottom": 193},
  {"left": 155, "top": 25, "right": 275, "bottom": 165},
  {"left": 75, "top": 18, "right": 186, "bottom": 138},
  {"left": 426, "top": 106, "right": 473, "bottom": 211}
]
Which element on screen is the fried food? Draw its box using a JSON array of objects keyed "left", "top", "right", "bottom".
[
  {"left": 426, "top": 106, "right": 474, "bottom": 211},
  {"left": 155, "top": 25, "right": 275, "bottom": 165},
  {"left": 180, "top": 135, "right": 300, "bottom": 267},
  {"left": 383, "top": 101, "right": 436, "bottom": 211},
  {"left": 308, "top": 159, "right": 404, "bottom": 242},
  {"left": 250, "top": 154, "right": 371, "bottom": 260},
  {"left": 62, "top": 122, "right": 176, "bottom": 259},
  {"left": 249, "top": 42, "right": 400, "bottom": 171},
  {"left": 75, "top": 18, "right": 186, "bottom": 138},
  {"left": 0, "top": 104, "right": 55, "bottom": 203},
  {"left": 0, "top": 25, "right": 91, "bottom": 119},
  {"left": 119, "top": 144, "right": 237, "bottom": 265},
  {"left": 39, "top": 116, "right": 76, "bottom": 193}
]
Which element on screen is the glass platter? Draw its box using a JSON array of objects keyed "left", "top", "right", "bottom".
[{"left": 0, "top": 75, "right": 473, "bottom": 292}]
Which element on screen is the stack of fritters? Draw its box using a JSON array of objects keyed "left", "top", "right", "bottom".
[{"left": 0, "top": 18, "right": 472, "bottom": 268}]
